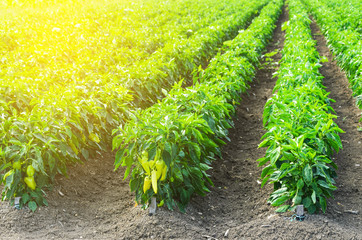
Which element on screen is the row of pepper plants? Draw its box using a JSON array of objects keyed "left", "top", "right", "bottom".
[
  {"left": 112, "top": 0, "right": 283, "bottom": 211},
  {"left": 322, "top": 0, "right": 362, "bottom": 34},
  {"left": 0, "top": 0, "right": 268, "bottom": 210},
  {"left": 301, "top": 0, "right": 362, "bottom": 120},
  {"left": 257, "top": 0, "right": 343, "bottom": 214},
  {"left": 1, "top": 0, "right": 267, "bottom": 109}
]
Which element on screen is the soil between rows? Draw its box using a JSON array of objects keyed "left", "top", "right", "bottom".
[{"left": 0, "top": 6, "right": 361, "bottom": 240}]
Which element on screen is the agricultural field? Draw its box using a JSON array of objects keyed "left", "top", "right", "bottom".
[
  {"left": 0, "top": 0, "right": 268, "bottom": 210},
  {"left": 0, "top": 0, "right": 361, "bottom": 239}
]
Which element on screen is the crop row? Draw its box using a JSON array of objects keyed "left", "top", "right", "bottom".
[
  {"left": 301, "top": 0, "right": 362, "bottom": 118},
  {"left": 322, "top": 0, "right": 362, "bottom": 34},
  {"left": 126, "top": 0, "right": 268, "bottom": 107},
  {"left": 257, "top": 0, "right": 343, "bottom": 213},
  {"left": 0, "top": 0, "right": 268, "bottom": 210},
  {"left": 0, "top": 0, "right": 264, "bottom": 108},
  {"left": 112, "top": 0, "right": 283, "bottom": 211}
]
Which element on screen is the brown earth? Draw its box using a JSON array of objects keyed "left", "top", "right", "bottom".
[{"left": 0, "top": 6, "right": 361, "bottom": 240}]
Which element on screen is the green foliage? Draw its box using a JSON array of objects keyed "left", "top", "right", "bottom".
[
  {"left": 301, "top": 0, "right": 362, "bottom": 121},
  {"left": 258, "top": 0, "right": 342, "bottom": 214},
  {"left": 113, "top": 0, "right": 283, "bottom": 211},
  {"left": 0, "top": 0, "right": 270, "bottom": 210}
]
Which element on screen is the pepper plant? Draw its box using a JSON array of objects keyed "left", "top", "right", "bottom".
[
  {"left": 113, "top": 0, "right": 283, "bottom": 211},
  {"left": 258, "top": 0, "right": 343, "bottom": 213}
]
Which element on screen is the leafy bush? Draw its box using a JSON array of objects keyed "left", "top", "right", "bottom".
[
  {"left": 113, "top": 0, "right": 283, "bottom": 211},
  {"left": 258, "top": 0, "right": 343, "bottom": 214}
]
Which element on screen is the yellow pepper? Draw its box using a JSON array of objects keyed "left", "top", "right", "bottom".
[
  {"left": 89, "top": 133, "right": 100, "bottom": 143},
  {"left": 27, "top": 165, "right": 35, "bottom": 177},
  {"left": 155, "top": 160, "right": 165, "bottom": 180},
  {"left": 143, "top": 176, "right": 152, "bottom": 193},
  {"left": 160, "top": 166, "right": 167, "bottom": 181},
  {"left": 148, "top": 160, "right": 155, "bottom": 168},
  {"left": 24, "top": 176, "right": 36, "bottom": 190},
  {"left": 151, "top": 170, "right": 158, "bottom": 194},
  {"left": 138, "top": 156, "right": 151, "bottom": 175},
  {"left": 3, "top": 170, "right": 14, "bottom": 181},
  {"left": 69, "top": 142, "right": 79, "bottom": 155}
]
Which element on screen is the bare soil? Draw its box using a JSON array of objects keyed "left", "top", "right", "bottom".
[{"left": 0, "top": 6, "right": 361, "bottom": 240}]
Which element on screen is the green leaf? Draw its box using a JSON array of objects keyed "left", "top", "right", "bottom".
[
  {"left": 188, "top": 143, "right": 201, "bottom": 163},
  {"left": 28, "top": 201, "right": 37, "bottom": 212},
  {"left": 81, "top": 149, "right": 89, "bottom": 159},
  {"left": 272, "top": 187, "right": 288, "bottom": 196},
  {"left": 307, "top": 204, "right": 316, "bottom": 214},
  {"left": 257, "top": 157, "right": 268, "bottom": 167},
  {"left": 171, "top": 143, "right": 178, "bottom": 160},
  {"left": 258, "top": 138, "right": 270, "bottom": 148},
  {"left": 292, "top": 193, "right": 302, "bottom": 205},
  {"left": 199, "top": 163, "right": 212, "bottom": 171},
  {"left": 302, "top": 197, "right": 312, "bottom": 208},
  {"left": 5, "top": 173, "right": 14, "bottom": 188},
  {"left": 269, "top": 146, "right": 281, "bottom": 165},
  {"left": 281, "top": 21, "right": 289, "bottom": 31},
  {"left": 148, "top": 143, "right": 157, "bottom": 161},
  {"left": 43, "top": 198, "right": 48, "bottom": 206},
  {"left": 280, "top": 163, "right": 291, "bottom": 171},
  {"left": 317, "top": 180, "right": 337, "bottom": 190},
  {"left": 320, "top": 56, "right": 329, "bottom": 63},
  {"left": 261, "top": 165, "right": 273, "bottom": 178},
  {"left": 129, "top": 178, "right": 140, "bottom": 192},
  {"left": 33, "top": 133, "right": 47, "bottom": 144},
  {"left": 275, "top": 204, "right": 290, "bottom": 213},
  {"left": 271, "top": 195, "right": 289, "bottom": 206},
  {"left": 319, "top": 196, "right": 327, "bottom": 213},
  {"left": 33, "top": 148, "right": 46, "bottom": 175},
  {"left": 162, "top": 149, "right": 171, "bottom": 168},
  {"left": 21, "top": 193, "right": 30, "bottom": 204},
  {"left": 311, "top": 190, "right": 316, "bottom": 204},
  {"left": 297, "top": 179, "right": 304, "bottom": 190},
  {"left": 114, "top": 148, "right": 126, "bottom": 170},
  {"left": 123, "top": 166, "right": 132, "bottom": 180},
  {"left": 204, "top": 137, "right": 218, "bottom": 148},
  {"left": 303, "top": 164, "right": 313, "bottom": 186},
  {"left": 164, "top": 142, "right": 172, "bottom": 155},
  {"left": 261, "top": 175, "right": 270, "bottom": 188}
]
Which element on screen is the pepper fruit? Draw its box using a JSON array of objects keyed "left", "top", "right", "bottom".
[
  {"left": 155, "top": 160, "right": 165, "bottom": 179},
  {"left": 24, "top": 176, "right": 36, "bottom": 190},
  {"left": 89, "top": 133, "right": 100, "bottom": 143},
  {"left": 143, "top": 176, "right": 152, "bottom": 193},
  {"left": 148, "top": 160, "right": 155, "bottom": 169},
  {"left": 160, "top": 166, "right": 167, "bottom": 181},
  {"left": 13, "top": 162, "right": 21, "bottom": 170},
  {"left": 3, "top": 170, "right": 14, "bottom": 181},
  {"left": 27, "top": 165, "right": 35, "bottom": 177},
  {"left": 151, "top": 170, "right": 158, "bottom": 194},
  {"left": 138, "top": 157, "right": 151, "bottom": 175},
  {"left": 69, "top": 142, "right": 79, "bottom": 155}
]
